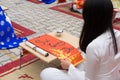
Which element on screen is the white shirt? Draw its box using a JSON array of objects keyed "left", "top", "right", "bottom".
[{"left": 68, "top": 29, "right": 120, "bottom": 80}]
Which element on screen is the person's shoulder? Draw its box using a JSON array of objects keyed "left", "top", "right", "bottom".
[
  {"left": 86, "top": 31, "right": 109, "bottom": 54},
  {"left": 88, "top": 29, "right": 120, "bottom": 47},
  {"left": 88, "top": 32, "right": 107, "bottom": 48},
  {"left": 86, "top": 32, "right": 110, "bottom": 58},
  {"left": 87, "top": 29, "right": 120, "bottom": 52}
]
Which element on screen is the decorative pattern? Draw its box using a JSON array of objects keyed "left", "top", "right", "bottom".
[{"left": 18, "top": 74, "right": 34, "bottom": 79}]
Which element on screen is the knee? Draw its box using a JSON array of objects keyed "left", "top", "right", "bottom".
[
  {"left": 40, "top": 68, "right": 58, "bottom": 80},
  {"left": 40, "top": 68, "right": 53, "bottom": 75}
]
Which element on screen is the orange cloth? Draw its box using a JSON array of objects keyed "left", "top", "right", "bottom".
[{"left": 76, "top": 0, "right": 85, "bottom": 9}]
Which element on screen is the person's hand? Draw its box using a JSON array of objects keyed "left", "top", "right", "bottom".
[{"left": 60, "top": 59, "right": 71, "bottom": 70}]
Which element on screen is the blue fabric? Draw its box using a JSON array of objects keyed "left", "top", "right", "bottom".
[
  {"left": 42, "top": 0, "right": 55, "bottom": 4},
  {"left": 0, "top": 6, "right": 27, "bottom": 49}
]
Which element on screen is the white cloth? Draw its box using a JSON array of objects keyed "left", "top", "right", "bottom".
[
  {"left": 73, "top": 4, "right": 83, "bottom": 13},
  {"left": 85, "top": 29, "right": 120, "bottom": 80},
  {"left": 40, "top": 29, "right": 120, "bottom": 80}
]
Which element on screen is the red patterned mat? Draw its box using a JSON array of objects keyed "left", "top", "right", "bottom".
[{"left": 0, "top": 53, "right": 39, "bottom": 77}]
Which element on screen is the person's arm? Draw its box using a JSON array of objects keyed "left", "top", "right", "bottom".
[
  {"left": 67, "top": 44, "right": 100, "bottom": 80},
  {"left": 61, "top": 59, "right": 85, "bottom": 80}
]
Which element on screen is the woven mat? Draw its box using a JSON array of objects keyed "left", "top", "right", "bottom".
[
  {"left": 0, "top": 52, "right": 59, "bottom": 80},
  {"left": 49, "top": 2, "right": 83, "bottom": 19}
]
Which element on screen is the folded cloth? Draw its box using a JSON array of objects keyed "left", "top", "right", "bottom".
[
  {"left": 42, "top": 0, "right": 55, "bottom": 4},
  {"left": 70, "top": 3, "right": 83, "bottom": 14}
]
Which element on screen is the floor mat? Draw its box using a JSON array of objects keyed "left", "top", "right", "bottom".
[
  {"left": 0, "top": 53, "right": 59, "bottom": 80},
  {"left": 49, "top": 2, "right": 83, "bottom": 19}
]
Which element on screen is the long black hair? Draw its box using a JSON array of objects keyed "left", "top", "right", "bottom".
[{"left": 79, "top": 0, "right": 118, "bottom": 54}]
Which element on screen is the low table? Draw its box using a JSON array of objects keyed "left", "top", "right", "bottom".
[{"left": 19, "top": 32, "right": 79, "bottom": 68}]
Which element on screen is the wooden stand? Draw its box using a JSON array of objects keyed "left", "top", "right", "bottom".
[{"left": 19, "top": 32, "right": 79, "bottom": 68}]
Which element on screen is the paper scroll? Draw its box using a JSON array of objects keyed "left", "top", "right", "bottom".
[
  {"left": 35, "top": 47, "right": 49, "bottom": 57},
  {"left": 25, "top": 41, "right": 49, "bottom": 57}
]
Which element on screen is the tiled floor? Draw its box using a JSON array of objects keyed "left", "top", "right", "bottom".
[{"left": 1, "top": 0, "right": 83, "bottom": 36}]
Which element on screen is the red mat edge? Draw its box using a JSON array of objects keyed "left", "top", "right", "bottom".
[
  {"left": 12, "top": 21, "right": 35, "bottom": 37},
  {"left": 0, "top": 54, "right": 39, "bottom": 77}
]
